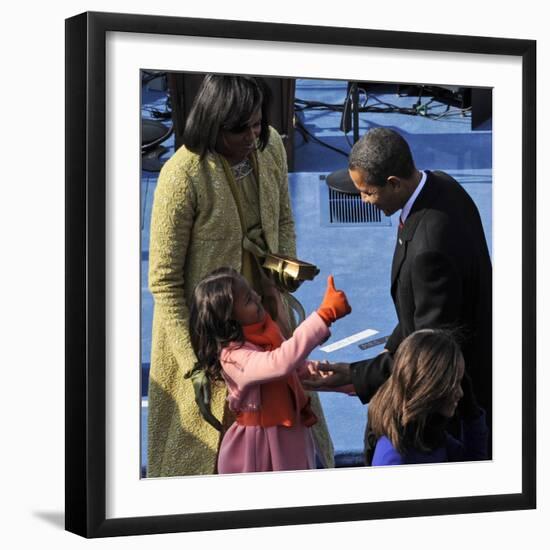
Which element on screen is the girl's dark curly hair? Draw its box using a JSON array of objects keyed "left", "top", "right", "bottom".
[{"left": 189, "top": 267, "right": 245, "bottom": 381}]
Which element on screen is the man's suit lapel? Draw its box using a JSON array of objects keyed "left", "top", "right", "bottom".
[
  {"left": 390, "top": 231, "right": 407, "bottom": 293},
  {"left": 390, "top": 171, "right": 440, "bottom": 291}
]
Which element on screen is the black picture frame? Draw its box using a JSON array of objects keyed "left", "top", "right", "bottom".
[{"left": 65, "top": 11, "right": 536, "bottom": 538}]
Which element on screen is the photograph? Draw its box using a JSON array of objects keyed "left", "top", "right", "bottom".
[{"left": 140, "top": 72, "right": 494, "bottom": 480}]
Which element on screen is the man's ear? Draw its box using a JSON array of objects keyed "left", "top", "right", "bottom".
[{"left": 386, "top": 175, "right": 401, "bottom": 190}]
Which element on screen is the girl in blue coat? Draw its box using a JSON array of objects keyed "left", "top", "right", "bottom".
[{"left": 368, "top": 329, "right": 488, "bottom": 466}]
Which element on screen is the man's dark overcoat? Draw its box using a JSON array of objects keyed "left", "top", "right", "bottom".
[{"left": 351, "top": 170, "right": 492, "bottom": 421}]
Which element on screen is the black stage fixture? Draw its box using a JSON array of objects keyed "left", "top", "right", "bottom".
[
  {"left": 141, "top": 119, "right": 173, "bottom": 172},
  {"left": 326, "top": 81, "right": 360, "bottom": 195}
]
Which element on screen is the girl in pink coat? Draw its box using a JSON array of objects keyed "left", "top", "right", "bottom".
[{"left": 189, "top": 267, "right": 351, "bottom": 474}]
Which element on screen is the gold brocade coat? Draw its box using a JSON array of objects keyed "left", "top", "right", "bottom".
[{"left": 147, "top": 127, "right": 334, "bottom": 477}]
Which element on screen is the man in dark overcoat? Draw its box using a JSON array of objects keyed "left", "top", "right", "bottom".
[{"left": 306, "top": 127, "right": 492, "bottom": 459}]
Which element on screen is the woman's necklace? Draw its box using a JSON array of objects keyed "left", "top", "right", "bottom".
[{"left": 231, "top": 157, "right": 254, "bottom": 181}]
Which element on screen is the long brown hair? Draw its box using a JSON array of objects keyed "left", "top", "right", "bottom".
[
  {"left": 189, "top": 267, "right": 245, "bottom": 381},
  {"left": 368, "top": 329, "right": 464, "bottom": 453}
]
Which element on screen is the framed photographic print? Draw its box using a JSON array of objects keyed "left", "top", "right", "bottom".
[{"left": 65, "top": 11, "right": 536, "bottom": 538}]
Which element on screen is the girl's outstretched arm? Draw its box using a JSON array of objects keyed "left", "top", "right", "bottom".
[{"left": 221, "top": 312, "right": 329, "bottom": 391}]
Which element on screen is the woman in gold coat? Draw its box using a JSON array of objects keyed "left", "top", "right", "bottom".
[{"left": 147, "top": 75, "right": 334, "bottom": 477}]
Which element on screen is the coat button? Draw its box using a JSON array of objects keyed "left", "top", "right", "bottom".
[{"left": 399, "top": 238, "right": 403, "bottom": 245}]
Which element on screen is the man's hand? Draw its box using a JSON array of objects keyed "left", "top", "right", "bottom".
[{"left": 302, "top": 362, "right": 352, "bottom": 390}]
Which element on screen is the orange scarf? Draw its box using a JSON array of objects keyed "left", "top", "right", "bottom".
[{"left": 238, "top": 314, "right": 317, "bottom": 428}]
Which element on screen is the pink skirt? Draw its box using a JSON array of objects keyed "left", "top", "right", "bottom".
[{"left": 217, "top": 422, "right": 316, "bottom": 474}]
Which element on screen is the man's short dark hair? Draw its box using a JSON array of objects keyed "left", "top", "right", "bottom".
[
  {"left": 349, "top": 127, "right": 415, "bottom": 187},
  {"left": 183, "top": 74, "right": 272, "bottom": 159}
]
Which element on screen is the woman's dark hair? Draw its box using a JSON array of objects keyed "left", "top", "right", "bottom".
[
  {"left": 348, "top": 127, "right": 415, "bottom": 187},
  {"left": 368, "top": 329, "right": 464, "bottom": 454},
  {"left": 182, "top": 74, "right": 272, "bottom": 159},
  {"left": 189, "top": 267, "right": 245, "bottom": 381}
]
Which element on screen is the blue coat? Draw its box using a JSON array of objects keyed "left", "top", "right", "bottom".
[{"left": 372, "top": 411, "right": 489, "bottom": 466}]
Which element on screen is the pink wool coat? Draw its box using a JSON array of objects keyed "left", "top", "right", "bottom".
[{"left": 217, "top": 312, "right": 330, "bottom": 473}]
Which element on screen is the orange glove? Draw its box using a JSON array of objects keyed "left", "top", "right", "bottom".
[{"left": 317, "top": 275, "right": 352, "bottom": 326}]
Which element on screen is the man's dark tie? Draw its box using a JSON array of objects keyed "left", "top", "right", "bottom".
[{"left": 398, "top": 216, "right": 404, "bottom": 230}]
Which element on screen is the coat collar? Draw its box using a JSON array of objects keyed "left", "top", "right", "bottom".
[
  {"left": 399, "top": 170, "right": 442, "bottom": 241},
  {"left": 206, "top": 148, "right": 277, "bottom": 255}
]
